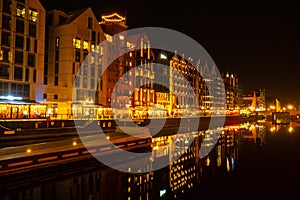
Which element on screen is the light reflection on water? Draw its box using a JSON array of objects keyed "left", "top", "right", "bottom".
[{"left": 1, "top": 121, "right": 300, "bottom": 199}]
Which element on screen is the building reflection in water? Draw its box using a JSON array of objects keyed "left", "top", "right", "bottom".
[{"left": 1, "top": 122, "right": 272, "bottom": 200}]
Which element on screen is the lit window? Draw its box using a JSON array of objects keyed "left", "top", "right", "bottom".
[
  {"left": 29, "top": 8, "right": 38, "bottom": 22},
  {"left": 83, "top": 41, "right": 89, "bottom": 50},
  {"left": 91, "top": 44, "right": 95, "bottom": 51},
  {"left": 16, "top": 4, "right": 26, "bottom": 18},
  {"left": 73, "top": 38, "right": 81, "bottom": 49},
  {"left": 129, "top": 52, "right": 132, "bottom": 57},
  {"left": 119, "top": 35, "right": 124, "bottom": 40}
]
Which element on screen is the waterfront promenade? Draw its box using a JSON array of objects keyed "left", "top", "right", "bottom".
[{"left": 0, "top": 115, "right": 259, "bottom": 142}]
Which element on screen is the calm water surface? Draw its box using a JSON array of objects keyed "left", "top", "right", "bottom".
[{"left": 1, "top": 121, "right": 300, "bottom": 200}]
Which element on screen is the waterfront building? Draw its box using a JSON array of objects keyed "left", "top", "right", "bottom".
[
  {"left": 169, "top": 52, "right": 198, "bottom": 116},
  {"left": 0, "top": 0, "right": 46, "bottom": 119},
  {"left": 242, "top": 89, "right": 266, "bottom": 114},
  {"left": 44, "top": 7, "right": 105, "bottom": 119},
  {"left": 196, "top": 60, "right": 226, "bottom": 115},
  {"left": 222, "top": 71, "right": 242, "bottom": 114},
  {"left": 127, "top": 33, "right": 156, "bottom": 118}
]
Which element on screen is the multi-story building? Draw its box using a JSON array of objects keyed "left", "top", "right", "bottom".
[
  {"left": 222, "top": 71, "right": 242, "bottom": 114},
  {"left": 44, "top": 7, "right": 105, "bottom": 119},
  {"left": 0, "top": 0, "right": 46, "bottom": 119},
  {"left": 196, "top": 60, "right": 226, "bottom": 115},
  {"left": 169, "top": 52, "right": 198, "bottom": 116}
]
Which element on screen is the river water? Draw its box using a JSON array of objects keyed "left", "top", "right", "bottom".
[{"left": 1, "top": 120, "right": 300, "bottom": 200}]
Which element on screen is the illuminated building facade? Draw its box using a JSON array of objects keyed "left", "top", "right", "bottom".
[
  {"left": 222, "top": 71, "right": 242, "bottom": 113},
  {"left": 0, "top": 0, "right": 46, "bottom": 119},
  {"left": 44, "top": 8, "right": 105, "bottom": 118},
  {"left": 99, "top": 12, "right": 130, "bottom": 111},
  {"left": 242, "top": 89, "right": 266, "bottom": 113},
  {"left": 169, "top": 52, "right": 198, "bottom": 116}
]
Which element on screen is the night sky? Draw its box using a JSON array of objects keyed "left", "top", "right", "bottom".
[{"left": 41, "top": 0, "right": 300, "bottom": 104}]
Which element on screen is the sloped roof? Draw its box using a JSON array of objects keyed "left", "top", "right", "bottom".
[{"left": 58, "top": 8, "right": 88, "bottom": 26}]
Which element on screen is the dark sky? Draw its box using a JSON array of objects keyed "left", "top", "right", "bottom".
[{"left": 41, "top": 0, "right": 300, "bottom": 104}]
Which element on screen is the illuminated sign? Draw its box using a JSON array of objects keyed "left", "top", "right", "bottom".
[{"left": 0, "top": 96, "right": 22, "bottom": 101}]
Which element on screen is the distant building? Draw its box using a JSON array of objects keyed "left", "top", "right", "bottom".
[
  {"left": 242, "top": 89, "right": 266, "bottom": 113},
  {"left": 222, "top": 71, "right": 242, "bottom": 113}
]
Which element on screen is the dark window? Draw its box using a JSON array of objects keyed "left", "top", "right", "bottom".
[
  {"left": 2, "top": 0, "right": 12, "bottom": 14},
  {"left": 90, "top": 78, "right": 95, "bottom": 89},
  {"left": 1, "top": 31, "right": 11, "bottom": 46},
  {"left": 44, "top": 64, "right": 48, "bottom": 75},
  {"left": 29, "top": 23, "right": 36, "bottom": 37},
  {"left": 75, "top": 50, "right": 80, "bottom": 62},
  {"left": 14, "top": 51, "right": 23, "bottom": 64},
  {"left": 72, "top": 62, "right": 75, "bottom": 74},
  {"left": 59, "top": 16, "right": 67, "bottom": 24},
  {"left": 83, "top": 50, "right": 88, "bottom": 60},
  {"left": 43, "top": 93, "right": 47, "bottom": 99},
  {"left": 92, "top": 31, "right": 96, "bottom": 42},
  {"left": 16, "top": 19, "right": 24, "bottom": 33},
  {"left": 54, "top": 76, "right": 58, "bottom": 86},
  {"left": 14, "top": 66, "right": 23, "bottom": 80},
  {"left": 55, "top": 49, "right": 59, "bottom": 61},
  {"left": 83, "top": 77, "right": 87, "bottom": 88},
  {"left": 33, "top": 69, "right": 36, "bottom": 82},
  {"left": 2, "top": 15, "right": 11, "bottom": 30},
  {"left": 27, "top": 53, "right": 35, "bottom": 67},
  {"left": 75, "top": 77, "right": 80, "bottom": 87},
  {"left": 34, "top": 40, "right": 37, "bottom": 52},
  {"left": 23, "top": 84, "right": 29, "bottom": 98},
  {"left": 54, "top": 94, "right": 58, "bottom": 99},
  {"left": 0, "top": 64, "right": 9, "bottom": 79},
  {"left": 26, "top": 37, "right": 30, "bottom": 51},
  {"left": 88, "top": 17, "right": 93, "bottom": 29},
  {"left": 55, "top": 63, "right": 59, "bottom": 74},
  {"left": 44, "top": 76, "right": 48, "bottom": 85},
  {"left": 15, "top": 35, "right": 24, "bottom": 49},
  {"left": 1, "top": 48, "right": 10, "bottom": 63},
  {"left": 25, "top": 68, "right": 29, "bottom": 82}
]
